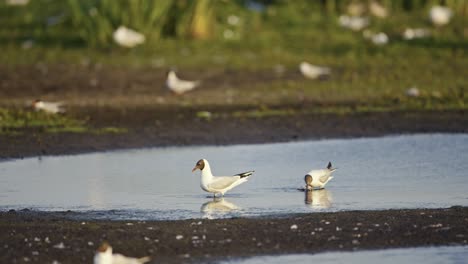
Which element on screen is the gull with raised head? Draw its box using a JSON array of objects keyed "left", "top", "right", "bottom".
[
  {"left": 32, "top": 99, "right": 65, "bottom": 114},
  {"left": 304, "top": 162, "right": 337, "bottom": 190},
  {"left": 192, "top": 159, "right": 253, "bottom": 197},
  {"left": 93, "top": 242, "right": 151, "bottom": 264},
  {"left": 166, "top": 70, "right": 200, "bottom": 95}
]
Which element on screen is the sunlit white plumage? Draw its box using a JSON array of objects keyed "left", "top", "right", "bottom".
[
  {"left": 403, "top": 28, "right": 431, "bottom": 40},
  {"left": 32, "top": 99, "right": 65, "bottom": 114},
  {"left": 304, "top": 162, "right": 337, "bottom": 190},
  {"left": 429, "top": 6, "right": 453, "bottom": 26},
  {"left": 166, "top": 70, "right": 200, "bottom": 95},
  {"left": 299, "top": 62, "right": 331, "bottom": 79},
  {"left": 363, "top": 31, "right": 389, "bottom": 45},
  {"left": 192, "top": 159, "right": 253, "bottom": 197},
  {"left": 339, "top": 15, "right": 369, "bottom": 31},
  {"left": 113, "top": 26, "right": 145, "bottom": 48},
  {"left": 369, "top": 1, "right": 388, "bottom": 18},
  {"left": 93, "top": 242, "right": 150, "bottom": 264}
]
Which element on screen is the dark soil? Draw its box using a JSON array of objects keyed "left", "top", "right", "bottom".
[
  {"left": 1, "top": 207, "right": 467, "bottom": 263},
  {"left": 1, "top": 65, "right": 467, "bottom": 160}
]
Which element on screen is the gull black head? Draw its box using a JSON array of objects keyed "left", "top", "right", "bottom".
[
  {"left": 97, "top": 242, "right": 110, "bottom": 253},
  {"left": 192, "top": 159, "right": 205, "bottom": 172}
]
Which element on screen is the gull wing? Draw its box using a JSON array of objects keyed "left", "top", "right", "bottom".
[
  {"left": 208, "top": 176, "right": 241, "bottom": 190},
  {"left": 319, "top": 173, "right": 331, "bottom": 183}
]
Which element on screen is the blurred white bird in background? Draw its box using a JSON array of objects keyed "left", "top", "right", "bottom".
[
  {"left": 93, "top": 242, "right": 151, "bottom": 264},
  {"left": 5, "top": 0, "right": 29, "bottom": 5},
  {"left": 166, "top": 70, "right": 201, "bottom": 95},
  {"left": 406, "top": 87, "right": 420, "bottom": 97},
  {"left": 299, "top": 62, "right": 331, "bottom": 79},
  {"left": 32, "top": 99, "right": 65, "bottom": 114},
  {"left": 403, "top": 28, "right": 431, "bottom": 40},
  {"left": 429, "top": 6, "right": 453, "bottom": 26},
  {"left": 113, "top": 26, "right": 145, "bottom": 48},
  {"left": 363, "top": 30, "right": 389, "bottom": 45},
  {"left": 347, "top": 1, "right": 366, "bottom": 16},
  {"left": 369, "top": 0, "right": 388, "bottom": 18},
  {"left": 339, "top": 15, "right": 369, "bottom": 31}
]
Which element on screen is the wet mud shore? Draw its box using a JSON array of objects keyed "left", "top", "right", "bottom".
[{"left": 1, "top": 207, "right": 467, "bottom": 263}]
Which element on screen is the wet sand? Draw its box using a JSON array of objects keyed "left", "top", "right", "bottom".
[{"left": 1, "top": 207, "right": 467, "bottom": 263}]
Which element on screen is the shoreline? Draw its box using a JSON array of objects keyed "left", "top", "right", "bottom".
[
  {"left": 1, "top": 207, "right": 467, "bottom": 263},
  {"left": 2, "top": 109, "right": 467, "bottom": 160}
]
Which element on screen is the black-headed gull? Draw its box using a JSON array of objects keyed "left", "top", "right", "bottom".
[
  {"left": 93, "top": 242, "right": 151, "bottom": 264},
  {"left": 166, "top": 70, "right": 200, "bottom": 95},
  {"left": 299, "top": 62, "right": 331, "bottom": 79},
  {"left": 32, "top": 99, "right": 65, "bottom": 114},
  {"left": 304, "top": 162, "right": 337, "bottom": 190},
  {"left": 192, "top": 159, "right": 253, "bottom": 197}
]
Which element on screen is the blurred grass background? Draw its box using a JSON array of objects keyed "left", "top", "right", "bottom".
[{"left": 0, "top": 0, "right": 467, "bottom": 113}]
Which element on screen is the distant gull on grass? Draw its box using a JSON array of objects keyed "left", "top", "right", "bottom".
[
  {"left": 93, "top": 242, "right": 151, "bottom": 264},
  {"left": 113, "top": 26, "right": 145, "bottom": 48},
  {"left": 403, "top": 28, "right": 431, "bottom": 40},
  {"left": 429, "top": 6, "right": 453, "bottom": 26},
  {"left": 166, "top": 70, "right": 200, "bottom": 95},
  {"left": 339, "top": 15, "right": 369, "bottom": 31},
  {"left": 406, "top": 87, "right": 420, "bottom": 97},
  {"left": 299, "top": 62, "right": 331, "bottom": 79},
  {"left": 192, "top": 159, "right": 254, "bottom": 197},
  {"left": 304, "top": 162, "right": 337, "bottom": 190},
  {"left": 363, "top": 30, "right": 389, "bottom": 45},
  {"left": 32, "top": 99, "right": 65, "bottom": 114},
  {"left": 369, "top": 0, "right": 388, "bottom": 18}
]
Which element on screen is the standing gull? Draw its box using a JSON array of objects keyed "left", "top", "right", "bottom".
[
  {"left": 166, "top": 70, "right": 200, "bottom": 95},
  {"left": 192, "top": 159, "right": 253, "bottom": 197},
  {"left": 304, "top": 162, "right": 337, "bottom": 190},
  {"left": 299, "top": 62, "right": 331, "bottom": 79}
]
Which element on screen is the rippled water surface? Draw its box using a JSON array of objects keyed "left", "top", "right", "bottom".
[
  {"left": 1, "top": 134, "right": 467, "bottom": 220},
  {"left": 220, "top": 246, "right": 468, "bottom": 264}
]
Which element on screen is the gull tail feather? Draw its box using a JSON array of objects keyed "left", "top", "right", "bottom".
[{"left": 235, "top": 171, "right": 254, "bottom": 178}]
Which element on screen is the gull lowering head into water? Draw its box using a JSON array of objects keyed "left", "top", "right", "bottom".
[
  {"left": 299, "top": 62, "right": 331, "bottom": 80},
  {"left": 166, "top": 70, "right": 201, "bottom": 95},
  {"left": 32, "top": 99, "right": 65, "bottom": 114},
  {"left": 192, "top": 159, "right": 253, "bottom": 197},
  {"left": 93, "top": 242, "right": 151, "bottom": 264},
  {"left": 304, "top": 162, "right": 337, "bottom": 190}
]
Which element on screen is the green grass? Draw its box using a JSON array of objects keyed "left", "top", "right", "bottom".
[
  {"left": 0, "top": 108, "right": 127, "bottom": 135},
  {"left": 1, "top": 1, "right": 467, "bottom": 114}
]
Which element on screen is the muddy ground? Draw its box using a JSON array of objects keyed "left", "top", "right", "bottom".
[
  {"left": 1, "top": 207, "right": 467, "bottom": 263},
  {"left": 1, "top": 65, "right": 468, "bottom": 159}
]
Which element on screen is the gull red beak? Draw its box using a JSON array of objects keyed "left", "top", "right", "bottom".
[{"left": 192, "top": 166, "right": 198, "bottom": 172}]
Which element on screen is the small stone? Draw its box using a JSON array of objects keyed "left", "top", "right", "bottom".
[
  {"left": 53, "top": 242, "right": 65, "bottom": 249},
  {"left": 176, "top": 235, "right": 184, "bottom": 240},
  {"left": 87, "top": 241, "right": 94, "bottom": 246}
]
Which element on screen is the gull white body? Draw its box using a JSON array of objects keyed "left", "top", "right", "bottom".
[
  {"left": 304, "top": 162, "right": 337, "bottom": 190},
  {"left": 94, "top": 243, "right": 150, "bottom": 264},
  {"left": 193, "top": 159, "right": 253, "bottom": 196},
  {"left": 429, "top": 6, "right": 453, "bottom": 26},
  {"left": 339, "top": 15, "right": 369, "bottom": 31},
  {"left": 299, "top": 62, "right": 331, "bottom": 79},
  {"left": 113, "top": 26, "right": 145, "bottom": 48},
  {"left": 403, "top": 28, "right": 431, "bottom": 40},
  {"left": 369, "top": 1, "right": 388, "bottom": 18},
  {"left": 32, "top": 100, "right": 65, "bottom": 114},
  {"left": 166, "top": 70, "right": 200, "bottom": 95}
]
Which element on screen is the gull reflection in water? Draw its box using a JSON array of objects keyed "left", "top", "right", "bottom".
[
  {"left": 304, "top": 189, "right": 333, "bottom": 209},
  {"left": 201, "top": 197, "right": 240, "bottom": 219}
]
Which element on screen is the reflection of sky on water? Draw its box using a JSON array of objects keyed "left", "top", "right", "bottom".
[{"left": 1, "top": 134, "right": 467, "bottom": 220}]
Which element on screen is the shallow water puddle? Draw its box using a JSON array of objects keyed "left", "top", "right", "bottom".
[
  {"left": 220, "top": 246, "right": 468, "bottom": 264},
  {"left": 1, "top": 134, "right": 467, "bottom": 220}
]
